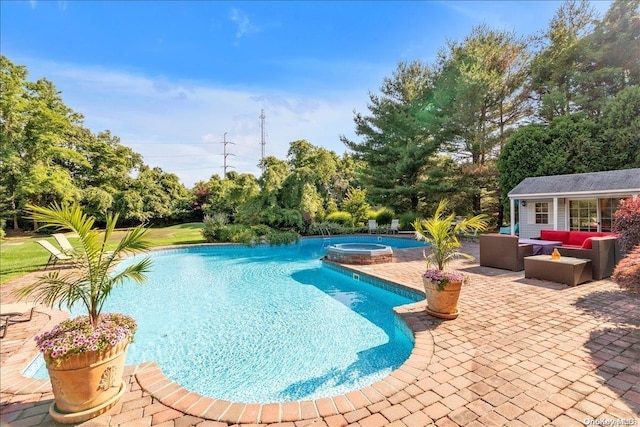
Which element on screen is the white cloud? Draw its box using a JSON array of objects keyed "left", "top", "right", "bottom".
[
  {"left": 229, "top": 8, "right": 260, "bottom": 40},
  {"left": 17, "top": 57, "right": 368, "bottom": 187}
]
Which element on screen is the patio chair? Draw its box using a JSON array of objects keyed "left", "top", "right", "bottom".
[
  {"left": 53, "top": 233, "right": 75, "bottom": 255},
  {"left": 388, "top": 219, "right": 399, "bottom": 234},
  {"left": 0, "top": 303, "right": 38, "bottom": 338},
  {"left": 0, "top": 302, "right": 37, "bottom": 323},
  {"left": 36, "top": 240, "right": 73, "bottom": 268},
  {"left": 368, "top": 219, "right": 378, "bottom": 234},
  {"left": 458, "top": 228, "right": 479, "bottom": 241},
  {"left": 480, "top": 234, "right": 533, "bottom": 271},
  {"left": 499, "top": 223, "right": 519, "bottom": 235}
]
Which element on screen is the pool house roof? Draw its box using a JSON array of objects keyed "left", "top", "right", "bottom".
[{"left": 508, "top": 168, "right": 640, "bottom": 200}]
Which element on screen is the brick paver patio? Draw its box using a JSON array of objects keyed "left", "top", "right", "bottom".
[{"left": 1, "top": 241, "right": 639, "bottom": 426}]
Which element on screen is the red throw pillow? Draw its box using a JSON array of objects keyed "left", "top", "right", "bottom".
[
  {"left": 568, "top": 231, "right": 600, "bottom": 246},
  {"left": 581, "top": 238, "right": 594, "bottom": 249}
]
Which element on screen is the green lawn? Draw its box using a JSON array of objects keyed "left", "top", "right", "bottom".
[{"left": 0, "top": 222, "right": 206, "bottom": 285}]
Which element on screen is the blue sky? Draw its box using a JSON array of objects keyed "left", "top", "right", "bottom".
[{"left": 1, "top": 1, "right": 612, "bottom": 187}]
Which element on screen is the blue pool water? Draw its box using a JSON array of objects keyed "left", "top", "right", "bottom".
[{"left": 25, "top": 236, "right": 425, "bottom": 403}]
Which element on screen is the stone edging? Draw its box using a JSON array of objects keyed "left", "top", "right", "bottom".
[{"left": 135, "top": 305, "right": 435, "bottom": 424}]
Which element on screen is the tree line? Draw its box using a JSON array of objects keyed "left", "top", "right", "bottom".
[
  {"left": 1, "top": 0, "right": 638, "bottom": 234},
  {"left": 343, "top": 0, "right": 639, "bottom": 226}
]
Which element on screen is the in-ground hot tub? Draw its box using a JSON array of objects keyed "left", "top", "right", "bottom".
[{"left": 324, "top": 243, "right": 394, "bottom": 265}]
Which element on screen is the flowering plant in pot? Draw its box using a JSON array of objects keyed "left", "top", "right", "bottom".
[
  {"left": 413, "top": 199, "right": 488, "bottom": 319},
  {"left": 15, "top": 203, "right": 152, "bottom": 424}
]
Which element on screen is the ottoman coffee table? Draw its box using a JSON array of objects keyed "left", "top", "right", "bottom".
[{"left": 524, "top": 255, "right": 592, "bottom": 286}]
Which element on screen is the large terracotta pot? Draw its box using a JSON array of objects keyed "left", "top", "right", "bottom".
[
  {"left": 422, "top": 277, "right": 462, "bottom": 320},
  {"left": 46, "top": 339, "right": 129, "bottom": 424}
]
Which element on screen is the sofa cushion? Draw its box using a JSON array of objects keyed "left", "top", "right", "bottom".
[
  {"left": 582, "top": 238, "right": 594, "bottom": 249},
  {"left": 540, "top": 230, "right": 570, "bottom": 243},
  {"left": 568, "top": 231, "right": 601, "bottom": 246}
]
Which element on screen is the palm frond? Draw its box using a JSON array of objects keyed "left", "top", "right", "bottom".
[
  {"left": 13, "top": 270, "right": 91, "bottom": 312},
  {"left": 414, "top": 199, "right": 489, "bottom": 271},
  {"left": 17, "top": 203, "right": 153, "bottom": 326}
]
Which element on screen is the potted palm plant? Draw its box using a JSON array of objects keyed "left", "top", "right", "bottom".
[
  {"left": 413, "top": 199, "right": 488, "bottom": 319},
  {"left": 14, "top": 203, "right": 152, "bottom": 424}
]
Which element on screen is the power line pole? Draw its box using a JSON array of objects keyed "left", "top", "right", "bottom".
[
  {"left": 221, "top": 132, "right": 235, "bottom": 177},
  {"left": 260, "top": 109, "right": 266, "bottom": 173}
]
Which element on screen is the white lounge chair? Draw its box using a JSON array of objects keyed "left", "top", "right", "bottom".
[
  {"left": 37, "top": 240, "right": 73, "bottom": 268},
  {"left": 0, "top": 303, "right": 37, "bottom": 323},
  {"left": 368, "top": 219, "right": 378, "bottom": 234},
  {"left": 389, "top": 219, "right": 399, "bottom": 234},
  {"left": 53, "top": 233, "right": 75, "bottom": 255},
  {"left": 0, "top": 303, "right": 38, "bottom": 338}
]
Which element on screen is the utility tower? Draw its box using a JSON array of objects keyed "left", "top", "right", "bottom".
[
  {"left": 221, "top": 132, "right": 235, "bottom": 177},
  {"left": 260, "top": 109, "right": 266, "bottom": 173}
]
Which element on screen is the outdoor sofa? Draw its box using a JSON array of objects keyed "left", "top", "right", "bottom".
[
  {"left": 534, "top": 230, "right": 621, "bottom": 280},
  {"left": 556, "top": 237, "right": 620, "bottom": 280},
  {"left": 537, "top": 229, "right": 615, "bottom": 248}
]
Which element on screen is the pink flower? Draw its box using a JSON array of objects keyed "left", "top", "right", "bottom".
[
  {"left": 34, "top": 313, "right": 136, "bottom": 361},
  {"left": 423, "top": 269, "right": 466, "bottom": 289}
]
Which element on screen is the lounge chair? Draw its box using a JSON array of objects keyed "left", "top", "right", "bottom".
[
  {"left": 53, "top": 233, "right": 75, "bottom": 255},
  {"left": 459, "top": 228, "right": 479, "bottom": 241},
  {"left": 499, "top": 223, "right": 519, "bottom": 235},
  {"left": 0, "top": 302, "right": 37, "bottom": 323},
  {"left": 37, "top": 240, "right": 73, "bottom": 268},
  {"left": 368, "top": 219, "right": 378, "bottom": 234},
  {"left": 388, "top": 219, "right": 399, "bottom": 234},
  {"left": 0, "top": 303, "right": 37, "bottom": 338}
]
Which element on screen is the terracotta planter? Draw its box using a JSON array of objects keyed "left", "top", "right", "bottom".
[
  {"left": 422, "top": 277, "right": 462, "bottom": 320},
  {"left": 46, "top": 339, "right": 129, "bottom": 424}
]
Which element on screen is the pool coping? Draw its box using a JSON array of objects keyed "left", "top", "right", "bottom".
[
  {"left": 133, "top": 300, "right": 434, "bottom": 424},
  {"left": 2, "top": 238, "right": 435, "bottom": 424}
]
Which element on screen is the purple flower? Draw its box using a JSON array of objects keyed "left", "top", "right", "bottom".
[
  {"left": 423, "top": 269, "right": 466, "bottom": 289},
  {"left": 34, "top": 313, "right": 136, "bottom": 361}
]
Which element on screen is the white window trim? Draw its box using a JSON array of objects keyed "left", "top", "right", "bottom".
[{"left": 527, "top": 202, "right": 552, "bottom": 225}]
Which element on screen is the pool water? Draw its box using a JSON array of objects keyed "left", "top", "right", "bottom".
[{"left": 25, "top": 236, "right": 425, "bottom": 403}]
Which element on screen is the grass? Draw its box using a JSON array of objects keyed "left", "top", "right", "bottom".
[{"left": 0, "top": 222, "right": 206, "bottom": 285}]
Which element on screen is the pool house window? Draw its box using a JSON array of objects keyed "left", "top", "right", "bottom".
[
  {"left": 599, "top": 198, "right": 619, "bottom": 232},
  {"left": 534, "top": 202, "right": 549, "bottom": 224},
  {"left": 569, "top": 198, "right": 620, "bottom": 232}
]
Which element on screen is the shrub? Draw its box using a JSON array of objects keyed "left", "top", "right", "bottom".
[
  {"left": 612, "top": 244, "right": 640, "bottom": 294},
  {"left": 0, "top": 219, "right": 5, "bottom": 240},
  {"left": 399, "top": 212, "right": 418, "bottom": 231},
  {"left": 375, "top": 208, "right": 394, "bottom": 225},
  {"left": 325, "top": 198, "right": 339, "bottom": 215},
  {"left": 217, "top": 224, "right": 254, "bottom": 244},
  {"left": 308, "top": 221, "right": 350, "bottom": 235},
  {"left": 325, "top": 211, "right": 353, "bottom": 226},
  {"left": 266, "top": 230, "right": 299, "bottom": 245},
  {"left": 613, "top": 196, "right": 640, "bottom": 253},
  {"left": 202, "top": 213, "right": 228, "bottom": 242},
  {"left": 341, "top": 188, "right": 370, "bottom": 225},
  {"left": 266, "top": 208, "right": 303, "bottom": 230},
  {"left": 251, "top": 224, "right": 272, "bottom": 236}
]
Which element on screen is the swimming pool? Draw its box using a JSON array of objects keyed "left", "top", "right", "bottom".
[{"left": 25, "top": 236, "right": 425, "bottom": 403}]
